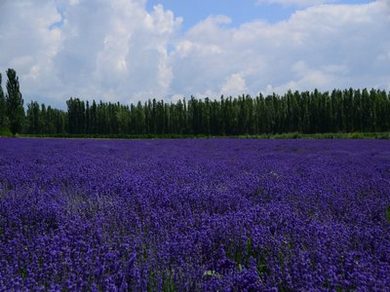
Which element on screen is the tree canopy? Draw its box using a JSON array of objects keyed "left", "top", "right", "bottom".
[
  {"left": 1, "top": 68, "right": 389, "bottom": 136},
  {"left": 5, "top": 69, "right": 24, "bottom": 135},
  {"left": 26, "top": 89, "right": 390, "bottom": 136}
]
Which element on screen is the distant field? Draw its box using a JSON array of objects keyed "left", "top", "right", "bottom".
[
  {"left": 17, "top": 131, "right": 390, "bottom": 139},
  {"left": 0, "top": 138, "right": 389, "bottom": 290}
]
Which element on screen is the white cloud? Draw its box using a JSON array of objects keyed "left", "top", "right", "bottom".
[
  {"left": 256, "top": 0, "right": 337, "bottom": 7},
  {"left": 52, "top": 0, "right": 181, "bottom": 102},
  {"left": 0, "top": 0, "right": 389, "bottom": 107},
  {"left": 170, "top": 0, "right": 390, "bottom": 97},
  {"left": 0, "top": 0, "right": 181, "bottom": 106},
  {"left": 68, "top": 0, "right": 80, "bottom": 5},
  {"left": 221, "top": 73, "right": 247, "bottom": 96},
  {"left": 0, "top": 1, "right": 62, "bottom": 103}
]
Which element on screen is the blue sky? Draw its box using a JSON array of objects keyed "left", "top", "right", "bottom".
[
  {"left": 146, "top": 0, "right": 294, "bottom": 30},
  {"left": 146, "top": 0, "right": 374, "bottom": 30},
  {"left": 0, "top": 0, "right": 388, "bottom": 108}
]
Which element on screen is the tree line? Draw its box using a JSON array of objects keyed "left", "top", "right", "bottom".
[
  {"left": 0, "top": 69, "right": 25, "bottom": 135},
  {"left": 1, "top": 68, "right": 390, "bottom": 136}
]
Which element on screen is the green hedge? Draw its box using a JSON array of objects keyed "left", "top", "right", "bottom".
[
  {"left": 0, "top": 128, "right": 12, "bottom": 137},
  {"left": 17, "top": 132, "right": 390, "bottom": 140}
]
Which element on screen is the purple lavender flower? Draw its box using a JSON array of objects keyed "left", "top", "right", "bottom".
[{"left": 0, "top": 138, "right": 389, "bottom": 290}]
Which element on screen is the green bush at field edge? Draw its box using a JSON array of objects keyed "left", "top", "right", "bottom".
[
  {"left": 0, "top": 128, "right": 12, "bottom": 137},
  {"left": 15, "top": 132, "right": 390, "bottom": 140}
]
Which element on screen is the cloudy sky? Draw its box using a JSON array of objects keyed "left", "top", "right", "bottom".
[{"left": 0, "top": 0, "right": 389, "bottom": 108}]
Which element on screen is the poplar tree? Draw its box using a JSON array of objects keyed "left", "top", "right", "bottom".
[
  {"left": 6, "top": 69, "right": 24, "bottom": 135},
  {"left": 0, "top": 73, "right": 6, "bottom": 129}
]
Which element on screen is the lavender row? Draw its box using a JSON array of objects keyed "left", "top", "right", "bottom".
[{"left": 0, "top": 138, "right": 389, "bottom": 290}]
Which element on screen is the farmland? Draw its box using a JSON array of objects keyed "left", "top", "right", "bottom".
[{"left": 0, "top": 138, "right": 389, "bottom": 290}]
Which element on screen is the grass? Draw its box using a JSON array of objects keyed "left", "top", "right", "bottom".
[
  {"left": 239, "top": 132, "right": 390, "bottom": 139},
  {"left": 19, "top": 133, "right": 209, "bottom": 139},
  {"left": 16, "top": 132, "right": 390, "bottom": 140},
  {"left": 0, "top": 128, "right": 12, "bottom": 137}
]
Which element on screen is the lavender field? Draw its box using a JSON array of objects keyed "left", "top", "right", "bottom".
[{"left": 0, "top": 138, "right": 389, "bottom": 290}]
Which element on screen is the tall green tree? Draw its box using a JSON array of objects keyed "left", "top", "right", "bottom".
[
  {"left": 0, "top": 73, "right": 7, "bottom": 129},
  {"left": 5, "top": 69, "right": 24, "bottom": 135},
  {"left": 26, "top": 101, "right": 41, "bottom": 134}
]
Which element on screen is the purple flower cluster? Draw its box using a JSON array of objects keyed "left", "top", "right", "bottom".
[{"left": 0, "top": 138, "right": 389, "bottom": 290}]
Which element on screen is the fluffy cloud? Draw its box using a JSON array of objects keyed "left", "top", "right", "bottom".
[
  {"left": 0, "top": 0, "right": 181, "bottom": 106},
  {"left": 53, "top": 0, "right": 181, "bottom": 102},
  {"left": 221, "top": 73, "right": 247, "bottom": 96},
  {"left": 170, "top": 0, "right": 390, "bottom": 97},
  {"left": 256, "top": 0, "right": 336, "bottom": 7},
  {"left": 0, "top": 0, "right": 389, "bottom": 107},
  {"left": 0, "top": 1, "right": 62, "bottom": 104}
]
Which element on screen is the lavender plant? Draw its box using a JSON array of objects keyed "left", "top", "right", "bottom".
[{"left": 0, "top": 138, "right": 389, "bottom": 290}]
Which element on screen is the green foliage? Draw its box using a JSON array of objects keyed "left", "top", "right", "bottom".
[
  {"left": 0, "top": 127, "right": 12, "bottom": 137},
  {"left": 1, "top": 74, "right": 8, "bottom": 136},
  {"left": 25, "top": 101, "right": 65, "bottom": 134},
  {"left": 240, "top": 132, "right": 390, "bottom": 139},
  {"left": 162, "top": 271, "right": 176, "bottom": 292},
  {"left": 386, "top": 206, "right": 390, "bottom": 223},
  {"left": 3, "top": 68, "right": 390, "bottom": 137},
  {"left": 0, "top": 73, "right": 6, "bottom": 129},
  {"left": 19, "top": 132, "right": 390, "bottom": 140},
  {"left": 224, "top": 237, "right": 270, "bottom": 277},
  {"left": 59, "top": 89, "right": 390, "bottom": 137},
  {"left": 5, "top": 69, "right": 24, "bottom": 135}
]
